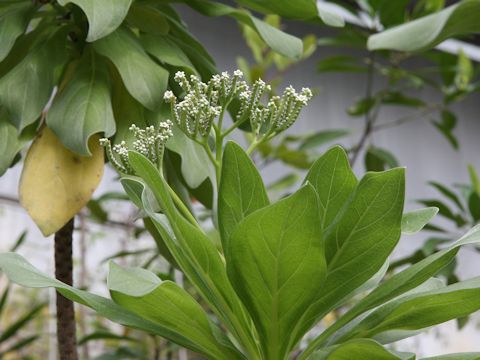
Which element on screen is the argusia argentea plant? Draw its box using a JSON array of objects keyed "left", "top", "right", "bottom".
[{"left": 2, "top": 70, "right": 480, "bottom": 360}]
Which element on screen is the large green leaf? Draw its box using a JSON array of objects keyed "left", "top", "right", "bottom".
[
  {"left": 218, "top": 141, "right": 269, "bottom": 253},
  {"left": 57, "top": 0, "right": 133, "bottom": 42},
  {"left": 0, "top": 27, "right": 67, "bottom": 131},
  {"left": 127, "top": 151, "right": 260, "bottom": 358},
  {"left": 108, "top": 262, "right": 243, "bottom": 360},
  {"left": 227, "top": 184, "right": 326, "bottom": 360},
  {"left": 0, "top": 253, "right": 232, "bottom": 355},
  {"left": 293, "top": 168, "right": 405, "bottom": 348},
  {"left": 234, "top": 0, "right": 344, "bottom": 26},
  {"left": 93, "top": 27, "right": 168, "bottom": 110},
  {"left": 166, "top": 124, "right": 215, "bottom": 189},
  {"left": 300, "top": 225, "right": 480, "bottom": 357},
  {"left": 182, "top": 0, "right": 303, "bottom": 59},
  {"left": 368, "top": 0, "right": 480, "bottom": 51},
  {"left": 0, "top": 1, "right": 35, "bottom": 61},
  {"left": 46, "top": 49, "right": 115, "bottom": 155},
  {"left": 401, "top": 207, "right": 439, "bottom": 235},
  {"left": 304, "top": 146, "right": 357, "bottom": 230},
  {"left": 314, "top": 339, "right": 412, "bottom": 360}
]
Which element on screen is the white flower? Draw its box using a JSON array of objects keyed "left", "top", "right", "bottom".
[{"left": 164, "top": 90, "right": 176, "bottom": 103}]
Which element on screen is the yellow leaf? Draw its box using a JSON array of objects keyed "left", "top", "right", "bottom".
[{"left": 19, "top": 127, "right": 104, "bottom": 236}]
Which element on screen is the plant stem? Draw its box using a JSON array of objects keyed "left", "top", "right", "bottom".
[{"left": 54, "top": 218, "right": 79, "bottom": 360}]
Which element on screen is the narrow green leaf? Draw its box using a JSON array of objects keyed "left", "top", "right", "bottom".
[
  {"left": 93, "top": 27, "right": 168, "bottom": 110},
  {"left": 227, "top": 184, "right": 326, "bottom": 359},
  {"left": 316, "top": 339, "right": 412, "bottom": 360},
  {"left": 108, "top": 262, "right": 243, "bottom": 359},
  {"left": 0, "top": 303, "right": 44, "bottom": 343},
  {"left": 429, "top": 181, "right": 465, "bottom": 211},
  {"left": 0, "top": 27, "right": 67, "bottom": 130},
  {"left": 46, "top": 49, "right": 115, "bottom": 155},
  {"left": 421, "top": 353, "right": 480, "bottom": 360},
  {"left": 0, "top": 1, "right": 35, "bottom": 61},
  {"left": 57, "top": 0, "right": 133, "bottom": 42},
  {"left": 304, "top": 146, "right": 357, "bottom": 229},
  {"left": 402, "top": 207, "right": 439, "bottom": 235},
  {"left": 182, "top": 0, "right": 303, "bottom": 59},
  {"left": 218, "top": 141, "right": 269, "bottom": 252},
  {"left": 418, "top": 199, "right": 465, "bottom": 226},
  {"left": 368, "top": 0, "right": 480, "bottom": 51},
  {"left": 127, "top": 151, "right": 259, "bottom": 358}
]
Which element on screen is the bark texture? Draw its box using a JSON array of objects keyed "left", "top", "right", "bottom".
[{"left": 54, "top": 218, "right": 79, "bottom": 360}]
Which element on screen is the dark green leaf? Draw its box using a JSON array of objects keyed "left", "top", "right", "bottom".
[
  {"left": 0, "top": 27, "right": 67, "bottom": 130},
  {"left": 94, "top": 27, "right": 168, "bottom": 110},
  {"left": 47, "top": 50, "right": 115, "bottom": 155},
  {"left": 58, "top": 0, "right": 133, "bottom": 42},
  {"left": 126, "top": 3, "right": 169, "bottom": 35},
  {"left": 365, "top": 147, "right": 399, "bottom": 172},
  {"left": 317, "top": 55, "right": 365, "bottom": 73},
  {"left": 429, "top": 181, "right": 465, "bottom": 211},
  {"left": 0, "top": 1, "right": 35, "bottom": 61}
]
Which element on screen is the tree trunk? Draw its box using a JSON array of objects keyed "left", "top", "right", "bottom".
[{"left": 54, "top": 218, "right": 79, "bottom": 360}]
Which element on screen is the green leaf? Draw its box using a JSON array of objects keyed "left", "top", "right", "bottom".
[
  {"left": 141, "top": 34, "right": 196, "bottom": 73},
  {"left": 402, "top": 207, "right": 439, "bottom": 235},
  {"left": 235, "top": 0, "right": 344, "bottom": 26},
  {"left": 46, "top": 49, "right": 115, "bottom": 155},
  {"left": 365, "top": 147, "right": 399, "bottom": 172},
  {"left": 0, "top": 252, "right": 225, "bottom": 355},
  {"left": 304, "top": 146, "right": 357, "bottom": 229},
  {"left": 302, "top": 225, "right": 480, "bottom": 355},
  {"left": 418, "top": 199, "right": 466, "bottom": 227},
  {"left": 78, "top": 331, "right": 137, "bottom": 346},
  {"left": 455, "top": 49, "right": 474, "bottom": 90},
  {"left": 429, "top": 181, "right": 465, "bottom": 211},
  {"left": 57, "top": 0, "right": 133, "bottom": 42},
  {"left": 107, "top": 262, "right": 243, "bottom": 359},
  {"left": 421, "top": 353, "right": 480, "bottom": 360},
  {"left": 299, "top": 129, "right": 351, "bottom": 150},
  {"left": 227, "top": 184, "right": 326, "bottom": 359},
  {"left": 468, "top": 164, "right": 480, "bottom": 195},
  {"left": 0, "top": 27, "right": 67, "bottom": 131},
  {"left": 368, "top": 0, "right": 480, "bottom": 51},
  {"left": 317, "top": 55, "right": 365, "bottom": 73},
  {"left": 468, "top": 192, "right": 480, "bottom": 222},
  {"left": 355, "top": 277, "right": 480, "bottom": 339},
  {"left": 126, "top": 3, "right": 169, "bottom": 35},
  {"left": 347, "top": 97, "right": 376, "bottom": 116},
  {"left": 93, "top": 27, "right": 168, "bottom": 110},
  {"left": 317, "top": 339, "right": 411, "bottom": 360},
  {"left": 182, "top": 0, "right": 303, "bottom": 59},
  {"left": 127, "top": 151, "right": 259, "bottom": 358},
  {"left": 432, "top": 110, "right": 458, "bottom": 150},
  {"left": 166, "top": 124, "right": 215, "bottom": 189},
  {"left": 293, "top": 168, "right": 405, "bottom": 347},
  {"left": 218, "top": 142, "right": 269, "bottom": 253},
  {"left": 0, "top": 111, "right": 30, "bottom": 175},
  {"left": 0, "top": 303, "right": 43, "bottom": 343},
  {"left": 0, "top": 1, "right": 35, "bottom": 61},
  {"left": 382, "top": 91, "right": 426, "bottom": 108}
]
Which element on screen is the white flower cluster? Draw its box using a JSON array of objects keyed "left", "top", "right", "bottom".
[
  {"left": 248, "top": 85, "right": 313, "bottom": 136},
  {"left": 164, "top": 70, "right": 249, "bottom": 139},
  {"left": 99, "top": 120, "right": 173, "bottom": 174},
  {"left": 164, "top": 70, "right": 312, "bottom": 140}
]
